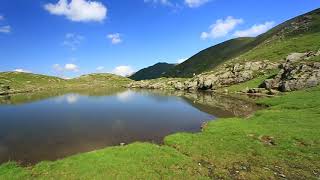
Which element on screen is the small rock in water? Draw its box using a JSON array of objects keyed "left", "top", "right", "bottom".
[{"left": 120, "top": 143, "right": 125, "bottom": 146}]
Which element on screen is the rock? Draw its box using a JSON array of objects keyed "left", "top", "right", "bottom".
[
  {"left": 128, "top": 60, "right": 279, "bottom": 91},
  {"left": 174, "top": 82, "right": 185, "bottom": 90},
  {"left": 259, "top": 54, "right": 320, "bottom": 92},
  {"left": 247, "top": 88, "right": 269, "bottom": 94},
  {"left": 286, "top": 52, "right": 307, "bottom": 62}
]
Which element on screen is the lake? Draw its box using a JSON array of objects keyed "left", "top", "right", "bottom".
[{"left": 0, "top": 88, "right": 259, "bottom": 165}]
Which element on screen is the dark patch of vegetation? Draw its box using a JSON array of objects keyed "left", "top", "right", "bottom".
[{"left": 130, "top": 62, "right": 176, "bottom": 80}]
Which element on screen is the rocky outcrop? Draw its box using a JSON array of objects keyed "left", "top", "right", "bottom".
[
  {"left": 260, "top": 51, "right": 320, "bottom": 92},
  {"left": 127, "top": 78, "right": 185, "bottom": 90},
  {"left": 169, "top": 61, "right": 278, "bottom": 91},
  {"left": 128, "top": 61, "right": 279, "bottom": 91},
  {"left": 0, "top": 84, "right": 10, "bottom": 95}
]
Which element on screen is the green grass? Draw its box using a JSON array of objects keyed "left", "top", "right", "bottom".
[
  {"left": 308, "top": 54, "right": 320, "bottom": 62},
  {"left": 165, "top": 86, "right": 320, "bottom": 179},
  {"left": 0, "top": 72, "right": 132, "bottom": 95},
  {"left": 0, "top": 143, "right": 209, "bottom": 180},
  {"left": 1, "top": 86, "right": 319, "bottom": 179},
  {"left": 218, "top": 70, "right": 279, "bottom": 93},
  {"left": 167, "top": 37, "right": 255, "bottom": 77},
  {"left": 237, "top": 32, "right": 320, "bottom": 62}
]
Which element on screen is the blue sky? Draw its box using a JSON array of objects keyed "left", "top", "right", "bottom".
[{"left": 0, "top": 0, "right": 319, "bottom": 78}]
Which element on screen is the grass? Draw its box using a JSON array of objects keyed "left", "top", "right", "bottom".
[
  {"left": 218, "top": 70, "right": 279, "bottom": 93},
  {"left": 0, "top": 72, "right": 132, "bottom": 95},
  {"left": 237, "top": 32, "right": 320, "bottom": 62},
  {"left": 1, "top": 86, "right": 319, "bottom": 179},
  {"left": 165, "top": 86, "right": 320, "bottom": 179}
]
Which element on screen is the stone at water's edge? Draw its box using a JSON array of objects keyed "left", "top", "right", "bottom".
[{"left": 261, "top": 51, "right": 320, "bottom": 92}]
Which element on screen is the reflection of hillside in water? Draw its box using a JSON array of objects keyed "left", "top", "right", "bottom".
[
  {"left": 0, "top": 87, "right": 126, "bottom": 105},
  {"left": 178, "top": 92, "right": 261, "bottom": 117},
  {"left": 0, "top": 88, "right": 260, "bottom": 118},
  {"left": 131, "top": 89, "right": 260, "bottom": 118}
]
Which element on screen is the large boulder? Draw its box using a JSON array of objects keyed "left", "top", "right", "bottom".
[{"left": 261, "top": 52, "right": 320, "bottom": 92}]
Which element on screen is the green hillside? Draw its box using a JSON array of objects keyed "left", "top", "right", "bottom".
[
  {"left": 0, "top": 72, "right": 132, "bottom": 94},
  {"left": 166, "top": 37, "right": 255, "bottom": 77},
  {"left": 130, "top": 62, "right": 175, "bottom": 80},
  {"left": 0, "top": 72, "right": 67, "bottom": 94},
  {"left": 69, "top": 73, "right": 133, "bottom": 87},
  {"left": 166, "top": 8, "right": 320, "bottom": 78},
  {"left": 235, "top": 8, "right": 320, "bottom": 62}
]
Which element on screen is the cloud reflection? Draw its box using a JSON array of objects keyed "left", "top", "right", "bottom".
[{"left": 116, "top": 90, "right": 135, "bottom": 102}]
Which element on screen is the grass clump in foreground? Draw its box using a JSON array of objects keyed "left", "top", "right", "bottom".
[{"left": 1, "top": 87, "right": 320, "bottom": 179}]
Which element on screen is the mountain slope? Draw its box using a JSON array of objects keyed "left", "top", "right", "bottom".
[
  {"left": 129, "top": 63, "right": 175, "bottom": 80},
  {"left": 166, "top": 37, "right": 255, "bottom": 77},
  {"left": 167, "top": 8, "right": 320, "bottom": 78}
]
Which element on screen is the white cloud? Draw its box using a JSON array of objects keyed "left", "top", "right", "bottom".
[
  {"left": 177, "top": 58, "right": 187, "bottom": 64},
  {"left": 0, "top": 25, "right": 11, "bottom": 33},
  {"left": 13, "top": 69, "right": 31, "bottom": 73},
  {"left": 96, "top": 66, "right": 105, "bottom": 71},
  {"left": 65, "top": 63, "right": 79, "bottom": 71},
  {"left": 233, "top": 21, "right": 275, "bottom": 37},
  {"left": 144, "top": 0, "right": 172, "bottom": 6},
  {"left": 53, "top": 63, "right": 79, "bottom": 72},
  {"left": 112, "top": 66, "right": 134, "bottom": 77},
  {"left": 185, "top": 0, "right": 210, "bottom": 8},
  {"left": 44, "top": 0, "right": 107, "bottom": 22},
  {"left": 107, "top": 33, "right": 122, "bottom": 44},
  {"left": 201, "top": 16, "right": 243, "bottom": 39},
  {"left": 63, "top": 33, "right": 84, "bottom": 50}
]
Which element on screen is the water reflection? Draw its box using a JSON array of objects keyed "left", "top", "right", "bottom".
[
  {"left": 0, "top": 88, "right": 259, "bottom": 165},
  {"left": 116, "top": 90, "right": 135, "bottom": 102}
]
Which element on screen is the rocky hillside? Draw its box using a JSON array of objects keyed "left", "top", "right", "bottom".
[
  {"left": 150, "top": 8, "right": 320, "bottom": 78},
  {"left": 129, "top": 63, "right": 175, "bottom": 80},
  {"left": 128, "top": 8, "right": 320, "bottom": 94}
]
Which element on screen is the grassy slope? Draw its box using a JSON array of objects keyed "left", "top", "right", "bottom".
[
  {"left": 69, "top": 73, "right": 132, "bottom": 87},
  {"left": 167, "top": 37, "right": 255, "bottom": 77},
  {"left": 0, "top": 72, "right": 67, "bottom": 93},
  {"left": 1, "top": 86, "right": 319, "bottom": 179},
  {"left": 0, "top": 72, "right": 132, "bottom": 94},
  {"left": 130, "top": 63, "right": 176, "bottom": 81},
  {"left": 166, "top": 8, "right": 320, "bottom": 78},
  {"left": 234, "top": 8, "right": 320, "bottom": 62}
]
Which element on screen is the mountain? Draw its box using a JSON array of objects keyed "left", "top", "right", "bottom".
[
  {"left": 166, "top": 37, "right": 255, "bottom": 77},
  {"left": 165, "top": 8, "right": 320, "bottom": 78},
  {"left": 129, "top": 62, "right": 175, "bottom": 80}
]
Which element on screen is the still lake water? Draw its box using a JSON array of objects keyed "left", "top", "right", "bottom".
[{"left": 0, "top": 88, "right": 258, "bottom": 165}]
